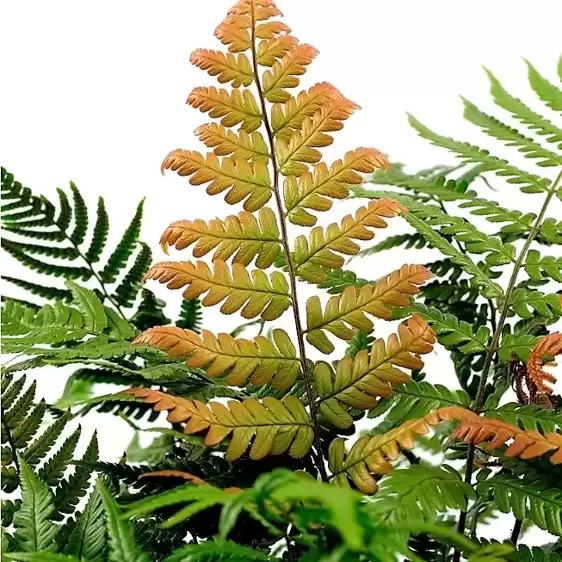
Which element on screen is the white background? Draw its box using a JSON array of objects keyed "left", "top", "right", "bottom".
[{"left": 2, "top": 0, "right": 562, "bottom": 548}]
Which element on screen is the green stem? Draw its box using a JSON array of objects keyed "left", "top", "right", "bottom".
[
  {"left": 453, "top": 168, "right": 562, "bottom": 562},
  {"left": 249, "top": 5, "right": 327, "bottom": 480}
]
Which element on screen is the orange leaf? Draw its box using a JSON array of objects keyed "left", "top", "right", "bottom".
[
  {"left": 257, "top": 35, "right": 298, "bottom": 67},
  {"left": 527, "top": 333, "right": 562, "bottom": 395},
  {"left": 190, "top": 49, "right": 253, "bottom": 88}
]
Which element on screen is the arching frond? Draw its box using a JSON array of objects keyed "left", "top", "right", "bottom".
[
  {"left": 305, "top": 264, "right": 431, "bottom": 354},
  {"left": 144, "top": 260, "right": 290, "bottom": 321},
  {"left": 134, "top": 326, "right": 300, "bottom": 389},
  {"left": 161, "top": 150, "right": 271, "bottom": 211},
  {"left": 124, "top": 388, "right": 313, "bottom": 461},
  {"left": 160, "top": 207, "right": 281, "bottom": 269},
  {"left": 293, "top": 199, "right": 405, "bottom": 282},
  {"left": 314, "top": 315, "right": 435, "bottom": 428}
]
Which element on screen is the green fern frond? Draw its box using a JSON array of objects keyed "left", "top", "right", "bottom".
[
  {"left": 516, "top": 545, "right": 561, "bottom": 562},
  {"left": 24, "top": 412, "right": 71, "bottom": 468},
  {"left": 164, "top": 541, "right": 272, "bottom": 561},
  {"left": 97, "top": 481, "right": 151, "bottom": 562},
  {"left": 13, "top": 456, "right": 58, "bottom": 552},
  {"left": 479, "top": 473, "right": 562, "bottom": 536},
  {"left": 85, "top": 197, "right": 109, "bottom": 264},
  {"left": 114, "top": 243, "right": 152, "bottom": 308},
  {"left": 352, "top": 233, "right": 427, "bottom": 260},
  {"left": 510, "top": 288, "right": 562, "bottom": 319},
  {"left": 66, "top": 281, "right": 107, "bottom": 333},
  {"left": 176, "top": 298, "right": 203, "bottom": 332},
  {"left": 525, "top": 249, "right": 562, "bottom": 282},
  {"left": 497, "top": 333, "right": 541, "bottom": 362},
  {"left": 38, "top": 428, "right": 81, "bottom": 487},
  {"left": 69, "top": 182, "right": 88, "bottom": 245},
  {"left": 317, "top": 268, "right": 368, "bottom": 294},
  {"left": 369, "top": 464, "right": 475, "bottom": 524},
  {"left": 462, "top": 97, "right": 562, "bottom": 167},
  {"left": 2, "top": 278, "right": 72, "bottom": 302},
  {"left": 408, "top": 115, "right": 551, "bottom": 194},
  {"left": 130, "top": 289, "right": 171, "bottom": 331},
  {"left": 526, "top": 60, "right": 562, "bottom": 113},
  {"left": 485, "top": 68, "right": 562, "bottom": 149},
  {"left": 100, "top": 199, "right": 144, "bottom": 284},
  {"left": 485, "top": 402, "right": 562, "bottom": 433}
]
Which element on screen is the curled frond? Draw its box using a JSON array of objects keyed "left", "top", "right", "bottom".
[
  {"left": 276, "top": 94, "right": 360, "bottom": 177},
  {"left": 134, "top": 326, "right": 300, "bottom": 389},
  {"left": 124, "top": 388, "right": 313, "bottom": 461},
  {"left": 305, "top": 264, "right": 432, "bottom": 354},
  {"left": 293, "top": 199, "right": 406, "bottom": 282},
  {"left": 527, "top": 333, "right": 562, "bottom": 396},
  {"left": 314, "top": 315, "right": 435, "bottom": 428},
  {"left": 160, "top": 207, "right": 281, "bottom": 269},
  {"left": 144, "top": 259, "right": 290, "bottom": 321},
  {"left": 161, "top": 150, "right": 271, "bottom": 211}
]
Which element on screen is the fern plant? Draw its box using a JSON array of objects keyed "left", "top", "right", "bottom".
[{"left": 3, "top": 0, "right": 562, "bottom": 561}]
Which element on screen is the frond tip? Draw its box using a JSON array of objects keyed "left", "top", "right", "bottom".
[
  {"left": 526, "top": 333, "right": 562, "bottom": 395},
  {"left": 123, "top": 387, "right": 313, "bottom": 461}
]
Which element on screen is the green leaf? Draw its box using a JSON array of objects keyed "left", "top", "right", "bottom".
[
  {"left": 525, "top": 249, "right": 562, "bottom": 282},
  {"left": 38, "top": 428, "right": 81, "bottom": 487},
  {"left": 370, "top": 464, "right": 475, "bottom": 524},
  {"left": 24, "top": 412, "right": 71, "bottom": 467},
  {"left": 2, "top": 277, "right": 72, "bottom": 301},
  {"left": 510, "top": 288, "right": 562, "bottom": 319},
  {"left": 85, "top": 197, "right": 109, "bottom": 263},
  {"left": 485, "top": 402, "right": 562, "bottom": 433},
  {"left": 69, "top": 182, "right": 88, "bottom": 245},
  {"left": 164, "top": 541, "right": 272, "bottom": 562},
  {"left": 66, "top": 281, "right": 107, "bottom": 332},
  {"left": 462, "top": 97, "right": 562, "bottom": 167},
  {"left": 64, "top": 485, "right": 106, "bottom": 562},
  {"left": 497, "top": 333, "right": 540, "bottom": 362},
  {"left": 13, "top": 456, "right": 58, "bottom": 552},
  {"left": 5, "top": 554, "right": 80, "bottom": 562},
  {"left": 479, "top": 473, "right": 562, "bottom": 535},
  {"left": 97, "top": 481, "right": 150, "bottom": 562},
  {"left": 408, "top": 114, "right": 551, "bottom": 194},
  {"left": 485, "top": 67, "right": 562, "bottom": 149},
  {"left": 526, "top": 60, "right": 562, "bottom": 112},
  {"left": 104, "top": 307, "right": 137, "bottom": 340},
  {"left": 516, "top": 545, "right": 561, "bottom": 562},
  {"left": 114, "top": 242, "right": 152, "bottom": 308},
  {"left": 100, "top": 198, "right": 144, "bottom": 284},
  {"left": 176, "top": 298, "right": 203, "bottom": 332},
  {"left": 351, "top": 233, "right": 427, "bottom": 260},
  {"left": 55, "top": 188, "right": 72, "bottom": 232}
]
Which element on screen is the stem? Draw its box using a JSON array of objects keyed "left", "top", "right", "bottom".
[
  {"left": 453, "top": 168, "right": 562, "bottom": 562},
  {"left": 249, "top": 6, "right": 327, "bottom": 480},
  {"left": 511, "top": 518, "right": 523, "bottom": 545},
  {"left": 1, "top": 406, "right": 21, "bottom": 475}
]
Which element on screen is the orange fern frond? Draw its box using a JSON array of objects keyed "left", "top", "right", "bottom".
[
  {"left": 160, "top": 207, "right": 281, "bottom": 269},
  {"left": 190, "top": 49, "right": 254, "bottom": 88},
  {"left": 257, "top": 35, "right": 298, "bottom": 67},
  {"left": 262, "top": 44, "right": 319, "bottom": 103},
  {"left": 305, "top": 264, "right": 432, "bottom": 354},
  {"left": 527, "top": 333, "right": 562, "bottom": 395},
  {"left": 187, "top": 86, "right": 262, "bottom": 132},
  {"left": 271, "top": 82, "right": 339, "bottom": 141},
  {"left": 124, "top": 387, "right": 313, "bottom": 461},
  {"left": 276, "top": 94, "right": 360, "bottom": 176},
  {"left": 315, "top": 315, "right": 435, "bottom": 428},
  {"left": 195, "top": 124, "right": 269, "bottom": 162},
  {"left": 293, "top": 199, "right": 406, "bottom": 281},
  {"left": 329, "top": 406, "right": 562, "bottom": 493},
  {"left": 284, "top": 148, "right": 391, "bottom": 227},
  {"left": 144, "top": 259, "right": 290, "bottom": 321},
  {"left": 161, "top": 150, "right": 271, "bottom": 212},
  {"left": 134, "top": 326, "right": 300, "bottom": 389}
]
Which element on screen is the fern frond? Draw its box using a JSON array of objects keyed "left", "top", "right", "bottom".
[
  {"left": 160, "top": 207, "right": 281, "bottom": 269},
  {"left": 510, "top": 288, "right": 562, "bottom": 319},
  {"left": 516, "top": 546, "right": 561, "bottom": 562},
  {"left": 498, "top": 333, "right": 541, "bottom": 363},
  {"left": 113, "top": 242, "right": 152, "bottom": 308},
  {"left": 485, "top": 402, "right": 562, "bottom": 433},
  {"left": 134, "top": 326, "right": 300, "bottom": 389},
  {"left": 271, "top": 82, "right": 336, "bottom": 140},
  {"left": 66, "top": 281, "right": 107, "bottom": 332},
  {"left": 276, "top": 93, "right": 359, "bottom": 176},
  {"left": 165, "top": 541, "right": 273, "bottom": 561},
  {"left": 527, "top": 333, "right": 562, "bottom": 396},
  {"left": 262, "top": 44, "right": 318, "bottom": 103},
  {"left": 526, "top": 60, "right": 562, "bottom": 113},
  {"left": 64, "top": 486, "right": 105, "bottom": 562},
  {"left": 370, "top": 464, "right": 475, "bottom": 524},
  {"left": 257, "top": 34, "right": 298, "bottom": 67},
  {"left": 124, "top": 388, "right": 314, "bottom": 461},
  {"left": 38, "top": 428, "right": 81, "bottom": 487},
  {"left": 284, "top": 148, "right": 390, "bottom": 227},
  {"left": 177, "top": 299, "right": 203, "bottom": 333},
  {"left": 144, "top": 260, "right": 290, "bottom": 321},
  {"left": 314, "top": 315, "right": 435, "bottom": 428},
  {"left": 2, "top": 278, "right": 72, "bottom": 302},
  {"left": 485, "top": 68, "right": 562, "bottom": 149},
  {"left": 97, "top": 481, "right": 150, "bottom": 562},
  {"left": 479, "top": 473, "right": 562, "bottom": 536},
  {"left": 352, "top": 233, "right": 427, "bottom": 259},
  {"left": 195, "top": 123, "right": 269, "bottom": 162},
  {"left": 293, "top": 199, "right": 405, "bottom": 282},
  {"left": 305, "top": 264, "right": 431, "bottom": 354},
  {"left": 186, "top": 86, "right": 262, "bottom": 132},
  {"left": 406, "top": 303, "right": 490, "bottom": 354},
  {"left": 525, "top": 249, "right": 562, "bottom": 282},
  {"left": 84, "top": 197, "right": 109, "bottom": 263},
  {"left": 462, "top": 97, "right": 562, "bottom": 167},
  {"left": 161, "top": 150, "right": 271, "bottom": 212},
  {"left": 408, "top": 115, "right": 551, "bottom": 194},
  {"left": 190, "top": 48, "right": 253, "bottom": 87},
  {"left": 13, "top": 457, "right": 58, "bottom": 552}
]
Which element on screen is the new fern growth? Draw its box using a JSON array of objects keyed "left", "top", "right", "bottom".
[{"left": 132, "top": 0, "right": 433, "bottom": 480}]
